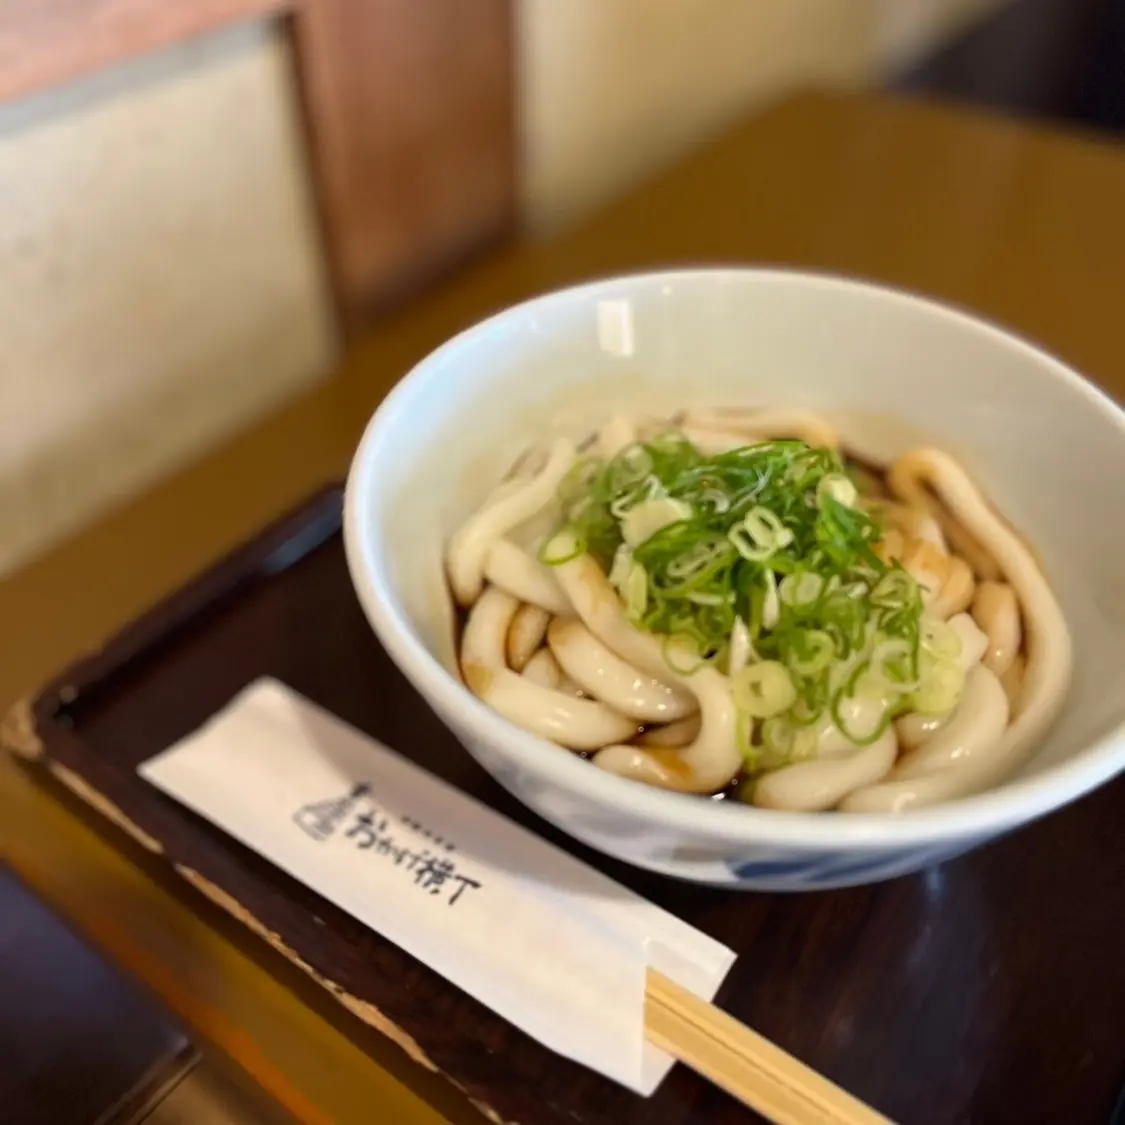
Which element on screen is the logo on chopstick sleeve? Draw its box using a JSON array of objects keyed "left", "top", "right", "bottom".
[
  {"left": 292, "top": 783, "right": 483, "bottom": 906},
  {"left": 293, "top": 782, "right": 370, "bottom": 841}
]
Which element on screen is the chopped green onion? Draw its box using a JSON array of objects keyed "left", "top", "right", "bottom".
[
  {"left": 728, "top": 506, "right": 793, "bottom": 561},
  {"left": 911, "top": 654, "right": 965, "bottom": 714},
  {"left": 543, "top": 427, "right": 928, "bottom": 748},
  {"left": 869, "top": 638, "right": 917, "bottom": 689},
  {"left": 540, "top": 528, "right": 584, "bottom": 565},
  {"left": 607, "top": 544, "right": 633, "bottom": 591},
  {"left": 728, "top": 616, "right": 753, "bottom": 674},
  {"left": 761, "top": 568, "right": 780, "bottom": 629},
  {"left": 785, "top": 629, "right": 834, "bottom": 677},
  {"left": 779, "top": 571, "right": 824, "bottom": 609},
  {"left": 817, "top": 473, "right": 858, "bottom": 508},
  {"left": 736, "top": 709, "right": 757, "bottom": 764},
  {"left": 624, "top": 562, "right": 648, "bottom": 621},
  {"left": 697, "top": 488, "right": 731, "bottom": 513},
  {"left": 736, "top": 775, "right": 759, "bottom": 804},
  {"left": 665, "top": 539, "right": 729, "bottom": 580},
  {"left": 687, "top": 591, "right": 731, "bottom": 606},
  {"left": 761, "top": 715, "right": 819, "bottom": 765},
  {"left": 831, "top": 683, "right": 892, "bottom": 745},
  {"left": 609, "top": 476, "right": 659, "bottom": 518},
  {"left": 621, "top": 496, "right": 693, "bottom": 546},
  {"left": 871, "top": 569, "right": 917, "bottom": 609},
  {"left": 732, "top": 661, "right": 797, "bottom": 718},
  {"left": 921, "top": 617, "right": 963, "bottom": 661},
  {"left": 662, "top": 635, "right": 707, "bottom": 676}
]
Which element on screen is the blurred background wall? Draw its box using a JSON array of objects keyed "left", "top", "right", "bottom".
[
  {"left": 0, "top": 0, "right": 1008, "bottom": 577},
  {"left": 519, "top": 0, "right": 1005, "bottom": 231},
  {"left": 0, "top": 21, "right": 334, "bottom": 576}
]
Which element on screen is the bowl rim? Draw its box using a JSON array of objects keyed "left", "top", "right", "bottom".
[{"left": 344, "top": 266, "right": 1125, "bottom": 850}]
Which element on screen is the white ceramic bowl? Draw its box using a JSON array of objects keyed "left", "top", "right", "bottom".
[{"left": 344, "top": 269, "right": 1125, "bottom": 890}]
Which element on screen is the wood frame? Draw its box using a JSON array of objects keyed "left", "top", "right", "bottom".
[{"left": 0, "top": 0, "right": 518, "bottom": 335}]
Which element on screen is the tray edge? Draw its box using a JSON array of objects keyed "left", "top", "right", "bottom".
[
  {"left": 3, "top": 481, "right": 527, "bottom": 1125},
  {"left": 9, "top": 739, "right": 517, "bottom": 1125},
  {"left": 3, "top": 696, "right": 42, "bottom": 761}
]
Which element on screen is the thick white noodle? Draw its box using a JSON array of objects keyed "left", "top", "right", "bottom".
[
  {"left": 547, "top": 617, "right": 697, "bottom": 723},
  {"left": 634, "top": 414, "right": 685, "bottom": 442},
  {"left": 753, "top": 728, "right": 898, "bottom": 812},
  {"left": 522, "top": 647, "right": 562, "bottom": 689},
  {"left": 597, "top": 414, "right": 637, "bottom": 458},
  {"left": 521, "top": 648, "right": 587, "bottom": 698},
  {"left": 841, "top": 669, "right": 1011, "bottom": 812},
  {"left": 889, "top": 458, "right": 1001, "bottom": 580},
  {"left": 636, "top": 714, "right": 703, "bottom": 748},
  {"left": 884, "top": 613, "right": 985, "bottom": 754},
  {"left": 679, "top": 426, "right": 759, "bottom": 457},
  {"left": 553, "top": 555, "right": 741, "bottom": 792},
  {"left": 886, "top": 666, "right": 1010, "bottom": 781},
  {"left": 483, "top": 539, "right": 572, "bottom": 616},
  {"left": 447, "top": 438, "right": 575, "bottom": 606},
  {"left": 930, "top": 555, "right": 975, "bottom": 619},
  {"left": 460, "top": 586, "right": 635, "bottom": 750},
  {"left": 971, "top": 581, "right": 1022, "bottom": 677},
  {"left": 887, "top": 503, "right": 948, "bottom": 552},
  {"left": 448, "top": 419, "right": 1069, "bottom": 814},
  {"left": 481, "top": 443, "right": 546, "bottom": 506},
  {"left": 842, "top": 449, "right": 1071, "bottom": 812},
  {"left": 558, "top": 673, "right": 587, "bottom": 698},
  {"left": 820, "top": 697, "right": 888, "bottom": 752},
  {"left": 682, "top": 408, "right": 839, "bottom": 450},
  {"left": 728, "top": 618, "right": 752, "bottom": 676},
  {"left": 1000, "top": 653, "right": 1026, "bottom": 711},
  {"left": 948, "top": 612, "right": 990, "bottom": 671},
  {"left": 589, "top": 745, "right": 693, "bottom": 790},
  {"left": 506, "top": 604, "right": 550, "bottom": 672},
  {"left": 900, "top": 539, "right": 975, "bottom": 620},
  {"left": 896, "top": 711, "right": 949, "bottom": 751}
]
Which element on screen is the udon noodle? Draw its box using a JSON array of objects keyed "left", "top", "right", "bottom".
[{"left": 446, "top": 409, "right": 1072, "bottom": 813}]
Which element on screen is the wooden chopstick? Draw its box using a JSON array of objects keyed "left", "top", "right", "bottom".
[{"left": 645, "top": 971, "right": 893, "bottom": 1125}]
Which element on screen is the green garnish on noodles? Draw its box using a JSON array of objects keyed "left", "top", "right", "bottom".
[{"left": 541, "top": 431, "right": 951, "bottom": 769}]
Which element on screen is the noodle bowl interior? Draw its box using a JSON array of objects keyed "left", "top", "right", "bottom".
[{"left": 446, "top": 408, "right": 1072, "bottom": 814}]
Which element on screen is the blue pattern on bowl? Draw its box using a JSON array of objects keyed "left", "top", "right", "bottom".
[{"left": 725, "top": 843, "right": 969, "bottom": 890}]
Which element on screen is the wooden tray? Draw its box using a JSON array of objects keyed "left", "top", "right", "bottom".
[{"left": 6, "top": 486, "right": 1125, "bottom": 1125}]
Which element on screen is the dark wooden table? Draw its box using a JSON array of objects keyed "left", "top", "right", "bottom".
[
  {"left": 0, "top": 867, "right": 197, "bottom": 1124},
  {"left": 4, "top": 91, "right": 1125, "bottom": 1125}
]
